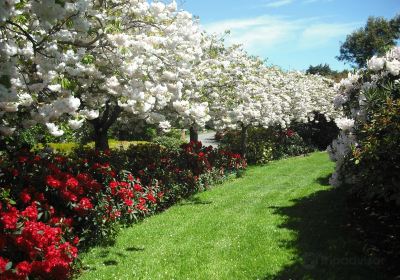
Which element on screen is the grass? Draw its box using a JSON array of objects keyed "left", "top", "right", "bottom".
[
  {"left": 34, "top": 140, "right": 149, "bottom": 153},
  {"left": 77, "top": 152, "right": 382, "bottom": 280}
]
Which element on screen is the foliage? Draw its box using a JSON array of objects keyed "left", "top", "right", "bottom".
[
  {"left": 329, "top": 46, "right": 400, "bottom": 205},
  {"left": 306, "top": 64, "right": 349, "bottom": 82},
  {"left": 111, "top": 124, "right": 158, "bottom": 142},
  {"left": 337, "top": 15, "right": 400, "bottom": 67},
  {"left": 293, "top": 112, "right": 340, "bottom": 150},
  {"left": 32, "top": 140, "right": 148, "bottom": 154},
  {"left": 347, "top": 99, "right": 400, "bottom": 203},
  {"left": 152, "top": 128, "right": 186, "bottom": 152},
  {"left": 306, "top": 63, "right": 337, "bottom": 76},
  {"left": 153, "top": 136, "right": 186, "bottom": 152},
  {"left": 220, "top": 126, "right": 314, "bottom": 164}
]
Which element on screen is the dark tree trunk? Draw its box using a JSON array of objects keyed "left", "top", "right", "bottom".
[
  {"left": 94, "top": 127, "right": 109, "bottom": 151},
  {"left": 89, "top": 102, "right": 121, "bottom": 151},
  {"left": 189, "top": 126, "right": 198, "bottom": 142},
  {"left": 240, "top": 124, "right": 249, "bottom": 159}
]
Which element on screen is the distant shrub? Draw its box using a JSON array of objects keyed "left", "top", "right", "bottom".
[{"left": 220, "top": 126, "right": 314, "bottom": 164}]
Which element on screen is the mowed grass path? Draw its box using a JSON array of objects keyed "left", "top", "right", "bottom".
[{"left": 78, "top": 152, "right": 381, "bottom": 280}]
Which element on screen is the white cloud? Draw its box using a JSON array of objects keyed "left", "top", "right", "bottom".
[
  {"left": 203, "top": 15, "right": 360, "bottom": 56},
  {"left": 299, "top": 22, "right": 359, "bottom": 48},
  {"left": 303, "top": 0, "right": 334, "bottom": 4},
  {"left": 263, "top": 0, "right": 293, "bottom": 8}
]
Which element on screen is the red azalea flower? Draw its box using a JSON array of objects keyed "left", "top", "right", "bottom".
[
  {"left": 63, "top": 218, "right": 73, "bottom": 228},
  {"left": 15, "top": 261, "right": 32, "bottom": 277},
  {"left": 73, "top": 236, "right": 80, "bottom": 245},
  {"left": 49, "top": 217, "right": 61, "bottom": 226},
  {"left": 46, "top": 175, "right": 62, "bottom": 189},
  {"left": 54, "top": 156, "right": 66, "bottom": 163},
  {"left": 61, "top": 190, "right": 78, "bottom": 202},
  {"left": 285, "top": 129, "right": 295, "bottom": 137},
  {"left": 19, "top": 189, "right": 32, "bottom": 204},
  {"left": 134, "top": 184, "right": 143, "bottom": 192},
  {"left": 109, "top": 181, "right": 119, "bottom": 189},
  {"left": 124, "top": 199, "right": 133, "bottom": 207},
  {"left": 34, "top": 192, "right": 46, "bottom": 202},
  {"left": 146, "top": 193, "right": 157, "bottom": 204},
  {"left": 21, "top": 204, "right": 38, "bottom": 221},
  {"left": 0, "top": 256, "right": 9, "bottom": 273},
  {"left": 1, "top": 206, "right": 19, "bottom": 230},
  {"left": 18, "top": 156, "right": 29, "bottom": 163},
  {"left": 77, "top": 198, "right": 93, "bottom": 211},
  {"left": 109, "top": 170, "right": 116, "bottom": 178},
  {"left": 65, "top": 177, "right": 79, "bottom": 189}
]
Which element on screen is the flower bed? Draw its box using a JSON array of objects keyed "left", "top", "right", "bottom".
[{"left": 0, "top": 142, "right": 245, "bottom": 279}]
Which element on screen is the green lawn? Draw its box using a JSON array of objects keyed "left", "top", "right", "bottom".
[
  {"left": 34, "top": 139, "right": 149, "bottom": 153},
  {"left": 78, "top": 152, "right": 381, "bottom": 280}
]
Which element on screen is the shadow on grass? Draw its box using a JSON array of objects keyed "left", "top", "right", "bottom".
[
  {"left": 315, "top": 174, "right": 331, "bottom": 186},
  {"left": 103, "top": 260, "right": 118, "bottom": 266},
  {"left": 178, "top": 196, "right": 212, "bottom": 206},
  {"left": 126, "top": 246, "right": 145, "bottom": 252},
  {"left": 263, "top": 177, "right": 383, "bottom": 280}
]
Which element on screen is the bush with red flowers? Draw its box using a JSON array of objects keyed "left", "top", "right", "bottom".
[
  {"left": 73, "top": 141, "right": 246, "bottom": 203},
  {"left": 0, "top": 142, "right": 245, "bottom": 279},
  {"left": 0, "top": 151, "right": 164, "bottom": 279}
]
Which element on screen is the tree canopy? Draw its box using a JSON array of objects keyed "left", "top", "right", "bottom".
[{"left": 337, "top": 15, "right": 400, "bottom": 68}]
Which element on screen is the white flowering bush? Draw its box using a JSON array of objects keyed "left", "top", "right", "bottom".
[
  {"left": 201, "top": 45, "right": 339, "bottom": 157},
  {"left": 1, "top": 0, "right": 341, "bottom": 153},
  {"left": 0, "top": 0, "right": 204, "bottom": 149},
  {"left": 329, "top": 46, "right": 400, "bottom": 204}
]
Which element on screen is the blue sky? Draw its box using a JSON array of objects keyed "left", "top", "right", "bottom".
[{"left": 180, "top": 0, "right": 400, "bottom": 71}]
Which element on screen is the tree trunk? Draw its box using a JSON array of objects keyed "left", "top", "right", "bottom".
[
  {"left": 94, "top": 127, "right": 109, "bottom": 150},
  {"left": 240, "top": 124, "right": 249, "bottom": 159},
  {"left": 89, "top": 102, "right": 121, "bottom": 151},
  {"left": 189, "top": 126, "right": 198, "bottom": 142}
]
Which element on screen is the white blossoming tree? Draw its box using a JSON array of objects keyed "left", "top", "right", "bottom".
[
  {"left": 193, "top": 41, "right": 339, "bottom": 157},
  {"left": 0, "top": 0, "right": 203, "bottom": 150}
]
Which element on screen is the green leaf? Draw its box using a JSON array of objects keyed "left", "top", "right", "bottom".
[
  {"left": 5, "top": 262, "right": 12, "bottom": 271},
  {"left": 0, "top": 75, "right": 11, "bottom": 89},
  {"left": 61, "top": 78, "right": 72, "bottom": 89},
  {"left": 82, "top": 54, "right": 95, "bottom": 65}
]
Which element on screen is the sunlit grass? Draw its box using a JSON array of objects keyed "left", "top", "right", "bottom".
[
  {"left": 33, "top": 139, "right": 149, "bottom": 153},
  {"left": 77, "top": 152, "right": 381, "bottom": 280}
]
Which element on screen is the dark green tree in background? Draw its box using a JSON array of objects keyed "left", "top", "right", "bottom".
[
  {"left": 306, "top": 63, "right": 335, "bottom": 76},
  {"left": 337, "top": 15, "right": 400, "bottom": 68},
  {"left": 306, "top": 63, "right": 348, "bottom": 82}
]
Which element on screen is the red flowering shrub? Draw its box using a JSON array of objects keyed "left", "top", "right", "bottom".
[
  {"left": 0, "top": 142, "right": 245, "bottom": 279},
  {"left": 74, "top": 141, "right": 246, "bottom": 204},
  {"left": 0, "top": 150, "right": 163, "bottom": 279}
]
